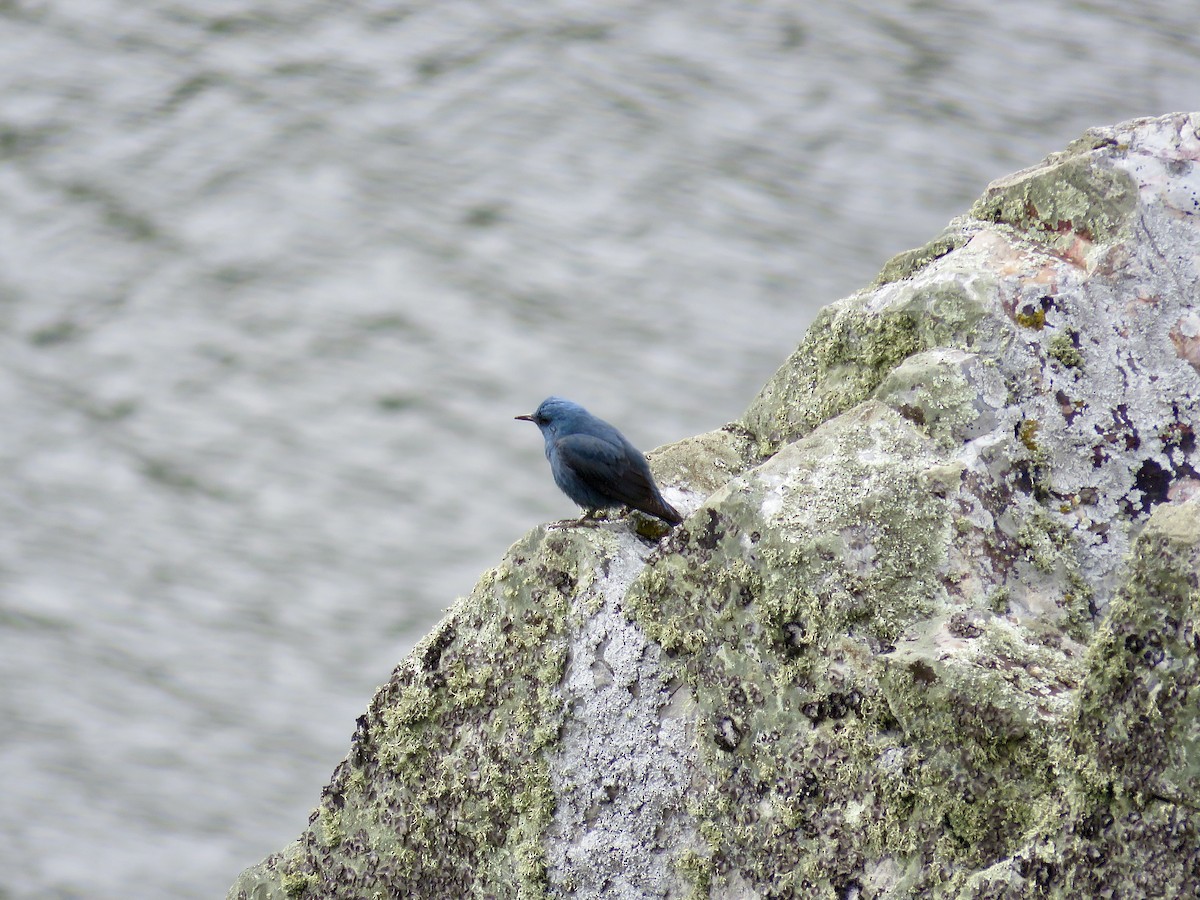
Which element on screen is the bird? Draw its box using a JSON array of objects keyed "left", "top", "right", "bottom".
[{"left": 516, "top": 397, "right": 683, "bottom": 527}]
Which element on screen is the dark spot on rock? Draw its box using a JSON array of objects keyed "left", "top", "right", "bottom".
[
  {"left": 1056, "top": 389, "right": 1085, "bottom": 424},
  {"left": 801, "top": 692, "right": 857, "bottom": 725},
  {"left": 1125, "top": 633, "right": 1145, "bottom": 655},
  {"left": 351, "top": 715, "right": 372, "bottom": 766},
  {"left": 545, "top": 569, "right": 576, "bottom": 595},
  {"left": 795, "top": 769, "right": 820, "bottom": 799},
  {"left": 1133, "top": 458, "right": 1171, "bottom": 513},
  {"left": 714, "top": 716, "right": 742, "bottom": 751},
  {"left": 825, "top": 693, "right": 849, "bottom": 720},
  {"left": 898, "top": 403, "right": 927, "bottom": 427},
  {"left": 635, "top": 514, "right": 674, "bottom": 542},
  {"left": 1011, "top": 460, "right": 1036, "bottom": 495},
  {"left": 1062, "top": 220, "right": 1093, "bottom": 241},
  {"left": 1162, "top": 420, "right": 1197, "bottom": 452},
  {"left": 1115, "top": 405, "right": 1140, "bottom": 451},
  {"left": 749, "top": 530, "right": 761, "bottom": 543},
  {"left": 948, "top": 612, "right": 983, "bottom": 639},
  {"left": 1167, "top": 157, "right": 1193, "bottom": 176},
  {"left": 837, "top": 878, "right": 863, "bottom": 900},
  {"left": 784, "top": 621, "right": 807, "bottom": 649},
  {"left": 1028, "top": 859, "right": 1058, "bottom": 888},
  {"left": 1077, "top": 808, "right": 1115, "bottom": 840},
  {"left": 909, "top": 660, "right": 938, "bottom": 685},
  {"left": 421, "top": 624, "right": 456, "bottom": 672},
  {"left": 695, "top": 508, "right": 722, "bottom": 551}
]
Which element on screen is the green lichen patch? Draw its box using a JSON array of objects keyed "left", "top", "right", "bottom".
[
  {"left": 874, "top": 613, "right": 1085, "bottom": 887},
  {"left": 741, "top": 300, "right": 920, "bottom": 453},
  {"left": 970, "top": 154, "right": 1138, "bottom": 254},
  {"left": 230, "top": 527, "right": 622, "bottom": 900},
  {"left": 649, "top": 426, "right": 760, "bottom": 497},
  {"left": 742, "top": 276, "right": 998, "bottom": 453},
  {"left": 871, "top": 350, "right": 982, "bottom": 448},
  {"left": 949, "top": 498, "right": 1200, "bottom": 897},
  {"left": 626, "top": 399, "right": 1121, "bottom": 897},
  {"left": 1015, "top": 308, "right": 1046, "bottom": 330},
  {"left": 951, "top": 497, "right": 1094, "bottom": 645},
  {"left": 957, "top": 796, "right": 1200, "bottom": 899},
  {"left": 630, "top": 403, "right": 1035, "bottom": 895},
  {"left": 1069, "top": 498, "right": 1200, "bottom": 807},
  {"left": 873, "top": 227, "right": 971, "bottom": 287},
  {"left": 1046, "top": 331, "right": 1084, "bottom": 369}
]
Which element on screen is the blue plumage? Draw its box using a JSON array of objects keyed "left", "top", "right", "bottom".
[{"left": 516, "top": 397, "right": 682, "bottom": 526}]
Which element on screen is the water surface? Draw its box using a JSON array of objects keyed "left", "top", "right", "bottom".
[{"left": 0, "top": 1, "right": 1197, "bottom": 896}]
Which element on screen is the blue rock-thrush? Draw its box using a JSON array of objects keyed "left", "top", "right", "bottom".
[{"left": 516, "top": 397, "right": 683, "bottom": 526}]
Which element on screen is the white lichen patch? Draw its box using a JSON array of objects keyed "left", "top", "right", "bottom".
[{"left": 545, "top": 529, "right": 703, "bottom": 899}]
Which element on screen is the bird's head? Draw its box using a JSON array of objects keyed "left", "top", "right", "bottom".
[{"left": 515, "top": 396, "right": 587, "bottom": 437}]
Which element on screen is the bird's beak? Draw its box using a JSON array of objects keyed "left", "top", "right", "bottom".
[{"left": 514, "top": 414, "right": 535, "bottom": 422}]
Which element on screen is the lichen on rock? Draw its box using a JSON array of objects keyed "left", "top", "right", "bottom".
[
  {"left": 230, "top": 527, "right": 611, "bottom": 899},
  {"left": 230, "top": 113, "right": 1200, "bottom": 900}
]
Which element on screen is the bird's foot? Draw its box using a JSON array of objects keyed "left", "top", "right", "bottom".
[
  {"left": 547, "top": 509, "right": 608, "bottom": 530},
  {"left": 547, "top": 517, "right": 601, "bottom": 531}
]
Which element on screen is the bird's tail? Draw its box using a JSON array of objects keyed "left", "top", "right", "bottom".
[{"left": 639, "top": 494, "right": 683, "bottom": 526}]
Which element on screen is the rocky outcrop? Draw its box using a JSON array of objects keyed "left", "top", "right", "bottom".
[{"left": 229, "top": 113, "right": 1200, "bottom": 899}]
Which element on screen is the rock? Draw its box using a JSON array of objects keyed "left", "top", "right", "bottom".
[{"left": 229, "top": 113, "right": 1200, "bottom": 899}]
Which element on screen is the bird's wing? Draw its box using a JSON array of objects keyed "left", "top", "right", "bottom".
[{"left": 553, "top": 433, "right": 657, "bottom": 507}]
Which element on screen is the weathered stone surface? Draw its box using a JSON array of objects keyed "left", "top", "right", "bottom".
[{"left": 229, "top": 113, "right": 1200, "bottom": 899}]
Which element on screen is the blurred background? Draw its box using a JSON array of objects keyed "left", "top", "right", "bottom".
[{"left": 0, "top": 1, "right": 1196, "bottom": 896}]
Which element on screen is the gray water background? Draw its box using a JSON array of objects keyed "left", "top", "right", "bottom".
[{"left": 0, "top": 1, "right": 1196, "bottom": 897}]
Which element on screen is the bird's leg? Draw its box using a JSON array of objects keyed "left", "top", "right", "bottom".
[
  {"left": 574, "top": 508, "right": 603, "bottom": 527},
  {"left": 547, "top": 508, "right": 603, "bottom": 531}
]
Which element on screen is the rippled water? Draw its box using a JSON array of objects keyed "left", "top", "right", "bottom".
[{"left": 1, "top": 1, "right": 1197, "bottom": 896}]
